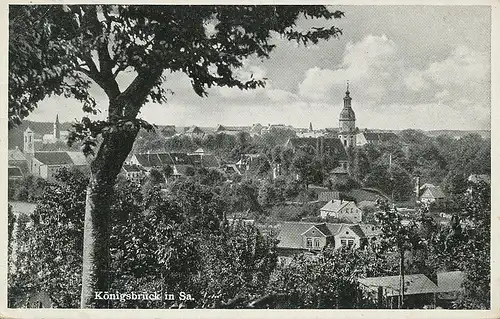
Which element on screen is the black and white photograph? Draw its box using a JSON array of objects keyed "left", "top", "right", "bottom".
[{"left": 4, "top": 1, "right": 496, "bottom": 315}]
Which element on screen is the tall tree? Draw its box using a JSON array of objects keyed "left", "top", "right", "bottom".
[
  {"left": 10, "top": 5, "right": 344, "bottom": 307},
  {"left": 375, "top": 200, "right": 423, "bottom": 308}
]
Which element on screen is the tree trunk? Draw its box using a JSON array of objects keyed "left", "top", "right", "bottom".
[{"left": 80, "top": 124, "right": 139, "bottom": 308}]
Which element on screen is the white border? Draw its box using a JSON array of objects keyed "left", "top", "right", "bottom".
[{"left": 1, "top": 1, "right": 498, "bottom": 318}]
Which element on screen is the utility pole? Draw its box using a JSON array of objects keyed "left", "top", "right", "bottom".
[{"left": 399, "top": 247, "right": 405, "bottom": 309}]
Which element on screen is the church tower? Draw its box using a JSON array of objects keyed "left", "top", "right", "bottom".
[
  {"left": 24, "top": 127, "right": 35, "bottom": 155},
  {"left": 53, "top": 114, "right": 60, "bottom": 140},
  {"left": 338, "top": 83, "right": 356, "bottom": 148}
]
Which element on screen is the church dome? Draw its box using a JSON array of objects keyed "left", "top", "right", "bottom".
[{"left": 340, "top": 107, "right": 356, "bottom": 121}]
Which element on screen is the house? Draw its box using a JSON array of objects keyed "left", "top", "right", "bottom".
[
  {"left": 160, "top": 125, "right": 178, "bottom": 137},
  {"left": 275, "top": 221, "right": 379, "bottom": 258},
  {"left": 8, "top": 166, "right": 24, "bottom": 181},
  {"left": 8, "top": 147, "right": 29, "bottom": 175},
  {"left": 215, "top": 125, "right": 251, "bottom": 136},
  {"left": 358, "top": 274, "right": 440, "bottom": 309},
  {"left": 356, "top": 130, "right": 399, "bottom": 146},
  {"left": 320, "top": 199, "right": 362, "bottom": 223},
  {"left": 129, "top": 153, "right": 170, "bottom": 171},
  {"left": 169, "top": 152, "right": 196, "bottom": 177},
  {"left": 260, "top": 124, "right": 292, "bottom": 135},
  {"left": 28, "top": 151, "right": 88, "bottom": 181},
  {"left": 235, "top": 153, "right": 267, "bottom": 172},
  {"left": 121, "top": 164, "right": 146, "bottom": 183},
  {"left": 187, "top": 149, "right": 220, "bottom": 169},
  {"left": 420, "top": 186, "right": 445, "bottom": 204},
  {"left": 130, "top": 152, "right": 197, "bottom": 180},
  {"left": 249, "top": 123, "right": 264, "bottom": 137},
  {"left": 184, "top": 125, "right": 205, "bottom": 137},
  {"left": 285, "top": 137, "right": 349, "bottom": 170}
]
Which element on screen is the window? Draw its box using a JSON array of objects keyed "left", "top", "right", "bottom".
[
  {"left": 347, "top": 239, "right": 354, "bottom": 248},
  {"left": 341, "top": 239, "right": 347, "bottom": 246},
  {"left": 314, "top": 238, "right": 320, "bottom": 248},
  {"left": 306, "top": 237, "right": 312, "bottom": 248}
]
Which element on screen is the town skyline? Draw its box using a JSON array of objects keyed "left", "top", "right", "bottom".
[{"left": 26, "top": 5, "right": 491, "bottom": 131}]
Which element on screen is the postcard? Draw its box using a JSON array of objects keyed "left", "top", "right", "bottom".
[{"left": 2, "top": 1, "right": 498, "bottom": 318}]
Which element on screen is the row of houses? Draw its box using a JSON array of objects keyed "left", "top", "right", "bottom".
[{"left": 271, "top": 221, "right": 382, "bottom": 259}]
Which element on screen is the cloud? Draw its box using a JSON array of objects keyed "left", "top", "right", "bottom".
[
  {"left": 296, "top": 34, "right": 489, "bottom": 127},
  {"left": 217, "top": 62, "right": 298, "bottom": 103},
  {"left": 298, "top": 34, "right": 397, "bottom": 102}
]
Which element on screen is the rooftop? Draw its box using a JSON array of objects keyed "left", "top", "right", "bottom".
[{"left": 358, "top": 274, "right": 439, "bottom": 297}]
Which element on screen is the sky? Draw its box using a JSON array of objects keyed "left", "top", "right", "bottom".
[{"left": 30, "top": 5, "right": 491, "bottom": 130}]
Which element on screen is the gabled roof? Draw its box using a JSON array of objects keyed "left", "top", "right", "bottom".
[
  {"left": 66, "top": 152, "right": 88, "bottom": 166},
  {"left": 185, "top": 126, "right": 204, "bottom": 134},
  {"left": 320, "top": 200, "right": 354, "bottom": 213},
  {"left": 216, "top": 125, "right": 250, "bottom": 132},
  {"left": 437, "top": 271, "right": 464, "bottom": 293},
  {"left": 34, "top": 152, "right": 73, "bottom": 165},
  {"left": 345, "top": 224, "right": 366, "bottom": 238},
  {"left": 318, "top": 191, "right": 341, "bottom": 202},
  {"left": 301, "top": 223, "right": 331, "bottom": 237},
  {"left": 345, "top": 188, "right": 390, "bottom": 203},
  {"left": 37, "top": 143, "right": 72, "bottom": 152},
  {"left": 358, "top": 274, "right": 439, "bottom": 297},
  {"left": 23, "top": 121, "right": 72, "bottom": 135},
  {"left": 8, "top": 148, "right": 27, "bottom": 161},
  {"left": 277, "top": 222, "right": 326, "bottom": 249},
  {"left": 133, "top": 153, "right": 171, "bottom": 167},
  {"left": 421, "top": 186, "right": 445, "bottom": 199},
  {"left": 419, "top": 183, "right": 436, "bottom": 191}
]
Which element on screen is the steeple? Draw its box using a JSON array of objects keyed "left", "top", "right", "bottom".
[
  {"left": 343, "top": 81, "right": 352, "bottom": 108},
  {"left": 340, "top": 82, "right": 355, "bottom": 122},
  {"left": 53, "top": 114, "right": 60, "bottom": 139},
  {"left": 338, "top": 81, "right": 357, "bottom": 148}
]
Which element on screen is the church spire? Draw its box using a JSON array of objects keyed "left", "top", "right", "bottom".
[
  {"left": 53, "top": 113, "right": 60, "bottom": 139},
  {"left": 346, "top": 80, "right": 350, "bottom": 95}
]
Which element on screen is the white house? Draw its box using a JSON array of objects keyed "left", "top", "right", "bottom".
[{"left": 320, "top": 199, "right": 362, "bottom": 223}]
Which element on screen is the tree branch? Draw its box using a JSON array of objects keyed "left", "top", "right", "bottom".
[{"left": 117, "top": 68, "right": 164, "bottom": 119}]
